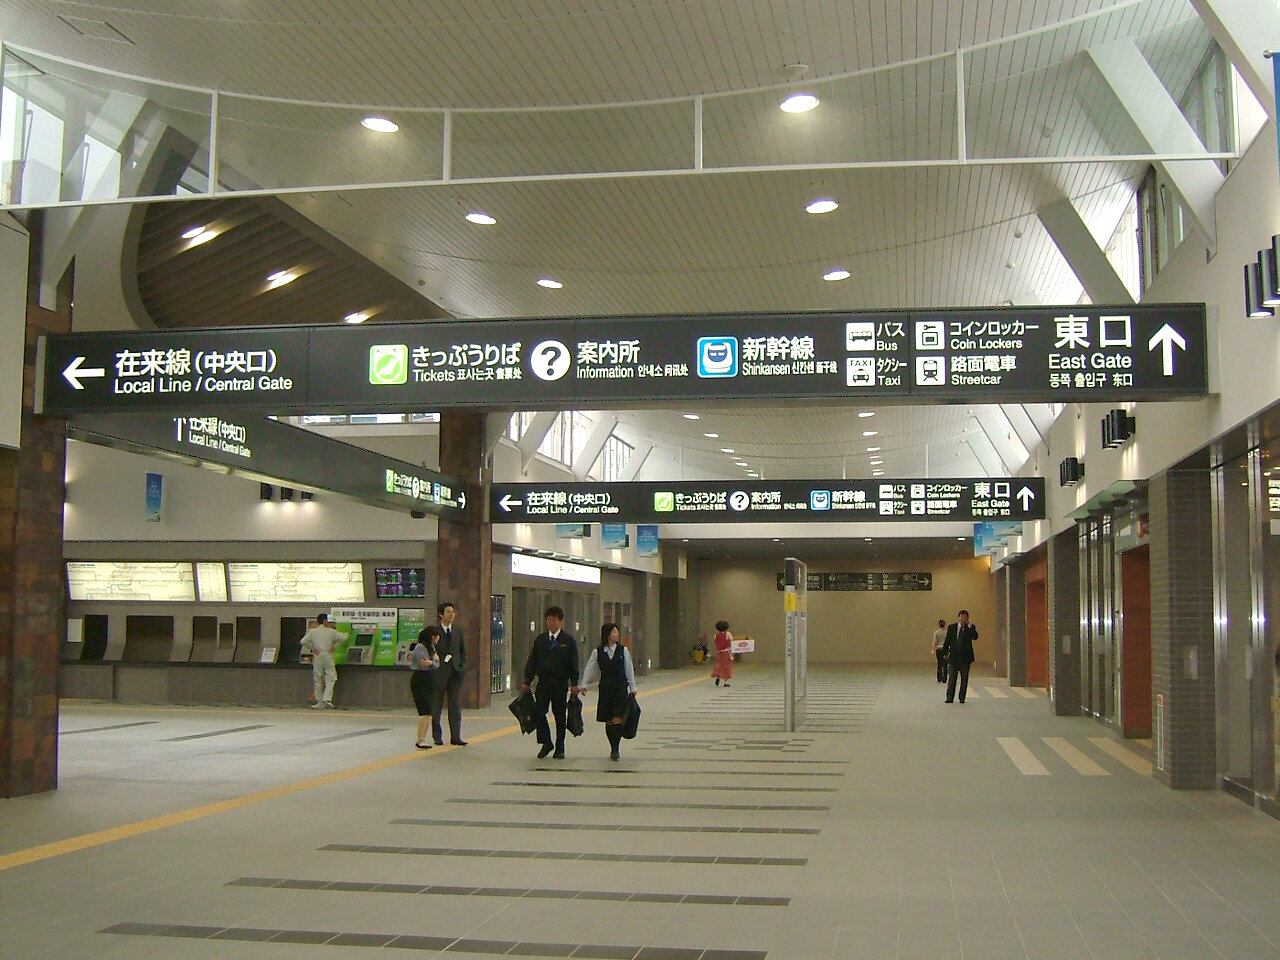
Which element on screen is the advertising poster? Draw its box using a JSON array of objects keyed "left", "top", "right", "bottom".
[
  {"left": 395, "top": 608, "right": 427, "bottom": 665},
  {"left": 144, "top": 471, "right": 163, "bottom": 522},
  {"left": 600, "top": 522, "right": 627, "bottom": 549},
  {"left": 636, "top": 524, "right": 659, "bottom": 557}
]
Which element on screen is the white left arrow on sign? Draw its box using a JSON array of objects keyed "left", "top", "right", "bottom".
[
  {"left": 1016, "top": 486, "right": 1036, "bottom": 510},
  {"left": 62, "top": 356, "right": 106, "bottom": 390},
  {"left": 498, "top": 494, "right": 523, "bottom": 512}
]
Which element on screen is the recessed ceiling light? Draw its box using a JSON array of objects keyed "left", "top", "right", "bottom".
[
  {"left": 872, "top": 470, "right": 884, "bottom": 476},
  {"left": 181, "top": 225, "right": 207, "bottom": 240},
  {"left": 361, "top": 115, "right": 399, "bottom": 133},
  {"left": 536, "top": 277, "right": 563, "bottom": 288},
  {"left": 747, "top": 472, "right": 760, "bottom": 477},
  {"left": 858, "top": 411, "right": 875, "bottom": 418},
  {"left": 822, "top": 268, "right": 851, "bottom": 282},
  {"left": 866, "top": 446, "right": 881, "bottom": 452},
  {"left": 266, "top": 270, "right": 297, "bottom": 287},
  {"left": 465, "top": 212, "right": 496, "bottom": 225},
  {"left": 683, "top": 413, "right": 700, "bottom": 420},
  {"left": 704, "top": 432, "right": 719, "bottom": 438},
  {"left": 862, "top": 430, "right": 878, "bottom": 437},
  {"left": 805, "top": 198, "right": 838, "bottom": 215},
  {"left": 864, "top": 537, "right": 873, "bottom": 542},
  {"left": 957, "top": 537, "right": 966, "bottom": 541},
  {"left": 721, "top": 448, "right": 735, "bottom": 454},
  {"left": 780, "top": 93, "right": 819, "bottom": 113},
  {"left": 344, "top": 312, "right": 368, "bottom": 324}
]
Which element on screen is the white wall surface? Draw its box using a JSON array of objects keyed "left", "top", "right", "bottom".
[
  {"left": 1012, "top": 122, "right": 1280, "bottom": 553},
  {"left": 0, "top": 213, "right": 29, "bottom": 449}
]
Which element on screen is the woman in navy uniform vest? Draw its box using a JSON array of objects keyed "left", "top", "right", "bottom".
[{"left": 578, "top": 622, "right": 636, "bottom": 761}]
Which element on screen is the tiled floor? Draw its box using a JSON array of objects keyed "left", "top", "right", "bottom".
[{"left": 3, "top": 665, "right": 1280, "bottom": 959}]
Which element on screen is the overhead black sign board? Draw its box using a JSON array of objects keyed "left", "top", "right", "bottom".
[
  {"left": 37, "top": 304, "right": 1208, "bottom": 416},
  {"left": 72, "top": 413, "right": 470, "bottom": 520},
  {"left": 774, "top": 571, "right": 933, "bottom": 591},
  {"left": 490, "top": 478, "right": 1045, "bottom": 524}
]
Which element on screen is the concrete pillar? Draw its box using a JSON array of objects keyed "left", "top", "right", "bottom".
[
  {"left": 1006, "top": 563, "right": 1028, "bottom": 686},
  {"left": 1047, "top": 528, "right": 1082, "bottom": 717},
  {"left": 1149, "top": 469, "right": 1216, "bottom": 789},
  {"left": 993, "top": 566, "right": 1009, "bottom": 676},
  {"left": 436, "top": 411, "right": 493, "bottom": 709},
  {"left": 0, "top": 289, "right": 69, "bottom": 796}
]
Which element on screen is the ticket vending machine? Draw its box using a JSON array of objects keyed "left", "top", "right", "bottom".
[{"left": 330, "top": 608, "right": 399, "bottom": 665}]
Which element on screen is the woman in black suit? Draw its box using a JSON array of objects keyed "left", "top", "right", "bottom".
[
  {"left": 409, "top": 625, "right": 441, "bottom": 748},
  {"left": 577, "top": 622, "right": 636, "bottom": 760}
]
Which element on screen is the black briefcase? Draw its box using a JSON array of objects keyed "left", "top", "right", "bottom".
[
  {"left": 621, "top": 695, "right": 641, "bottom": 739},
  {"left": 566, "top": 694, "right": 584, "bottom": 737},
  {"left": 508, "top": 688, "right": 538, "bottom": 734}
]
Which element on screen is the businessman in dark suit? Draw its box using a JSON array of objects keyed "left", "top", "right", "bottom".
[
  {"left": 521, "top": 605, "right": 579, "bottom": 759},
  {"left": 431, "top": 601, "right": 467, "bottom": 745},
  {"left": 941, "top": 609, "right": 978, "bottom": 704}
]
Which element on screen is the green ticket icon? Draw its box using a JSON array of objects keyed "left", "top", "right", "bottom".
[
  {"left": 369, "top": 344, "right": 408, "bottom": 385},
  {"left": 653, "top": 491, "right": 675, "bottom": 512}
]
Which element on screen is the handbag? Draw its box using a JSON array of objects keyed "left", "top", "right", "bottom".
[
  {"left": 621, "top": 694, "right": 641, "bottom": 739},
  {"left": 508, "top": 688, "right": 538, "bottom": 734},
  {"left": 566, "top": 693, "right": 585, "bottom": 737}
]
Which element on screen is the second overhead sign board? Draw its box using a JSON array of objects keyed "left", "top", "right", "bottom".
[
  {"left": 38, "top": 304, "right": 1208, "bottom": 415},
  {"left": 490, "top": 478, "right": 1046, "bottom": 524}
]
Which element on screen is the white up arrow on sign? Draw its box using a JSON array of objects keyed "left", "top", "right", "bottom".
[
  {"left": 498, "top": 494, "right": 523, "bottom": 512},
  {"left": 1016, "top": 486, "right": 1036, "bottom": 510},
  {"left": 62, "top": 356, "right": 106, "bottom": 390},
  {"left": 1146, "top": 324, "right": 1186, "bottom": 376}
]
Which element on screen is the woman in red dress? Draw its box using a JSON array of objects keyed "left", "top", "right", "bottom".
[{"left": 710, "top": 619, "right": 733, "bottom": 687}]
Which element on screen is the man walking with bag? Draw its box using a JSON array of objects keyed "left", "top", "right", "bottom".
[{"left": 521, "top": 606, "right": 579, "bottom": 759}]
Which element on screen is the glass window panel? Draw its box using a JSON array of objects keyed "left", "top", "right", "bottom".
[
  {"left": 1, "top": 49, "right": 212, "bottom": 204},
  {"left": 705, "top": 58, "right": 955, "bottom": 167},
  {"left": 452, "top": 100, "right": 692, "bottom": 179},
  {"left": 215, "top": 96, "right": 443, "bottom": 191}
]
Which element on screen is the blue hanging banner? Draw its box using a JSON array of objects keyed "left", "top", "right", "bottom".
[
  {"left": 600, "top": 522, "right": 628, "bottom": 549},
  {"left": 1274, "top": 55, "right": 1280, "bottom": 186},
  {"left": 636, "top": 524, "right": 660, "bottom": 557},
  {"left": 144, "top": 471, "right": 164, "bottom": 522}
]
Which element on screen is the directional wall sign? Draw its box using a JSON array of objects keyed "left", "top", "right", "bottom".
[
  {"left": 38, "top": 328, "right": 310, "bottom": 415},
  {"left": 72, "top": 413, "right": 471, "bottom": 520},
  {"left": 490, "top": 478, "right": 1046, "bottom": 524},
  {"left": 37, "top": 304, "right": 1208, "bottom": 417}
]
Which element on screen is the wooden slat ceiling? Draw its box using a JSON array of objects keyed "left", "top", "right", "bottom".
[{"left": 133, "top": 196, "right": 450, "bottom": 328}]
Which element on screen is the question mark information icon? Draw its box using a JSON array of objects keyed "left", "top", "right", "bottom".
[{"left": 530, "top": 339, "right": 572, "bottom": 381}]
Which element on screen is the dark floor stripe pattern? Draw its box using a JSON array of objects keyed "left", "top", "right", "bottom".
[
  {"left": 321, "top": 843, "right": 806, "bottom": 866},
  {"left": 101, "top": 923, "right": 768, "bottom": 959},
  {"left": 229, "top": 876, "right": 790, "bottom": 906}
]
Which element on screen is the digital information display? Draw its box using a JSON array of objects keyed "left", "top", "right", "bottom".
[
  {"left": 227, "top": 562, "right": 364, "bottom": 604},
  {"left": 492, "top": 477, "right": 1045, "bottom": 525},
  {"left": 38, "top": 304, "right": 1207, "bottom": 416},
  {"left": 374, "top": 566, "right": 427, "bottom": 599},
  {"left": 195, "top": 562, "right": 228, "bottom": 602},
  {"left": 67, "top": 561, "right": 196, "bottom": 601},
  {"left": 775, "top": 571, "right": 933, "bottom": 591}
]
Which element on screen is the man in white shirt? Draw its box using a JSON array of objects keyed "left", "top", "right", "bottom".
[
  {"left": 300, "top": 613, "right": 345, "bottom": 708},
  {"left": 931, "top": 618, "right": 947, "bottom": 683}
]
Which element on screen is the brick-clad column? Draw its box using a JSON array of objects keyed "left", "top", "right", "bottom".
[
  {"left": 1047, "top": 528, "right": 1082, "bottom": 716},
  {"left": 1148, "top": 469, "right": 1216, "bottom": 789},
  {"left": 993, "top": 567, "right": 1008, "bottom": 676},
  {"left": 0, "top": 303, "right": 69, "bottom": 797},
  {"left": 1006, "top": 562, "right": 1028, "bottom": 686},
  {"left": 436, "top": 412, "right": 492, "bottom": 710}
]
